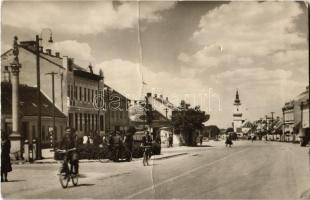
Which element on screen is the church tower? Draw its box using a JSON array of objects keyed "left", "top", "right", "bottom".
[{"left": 233, "top": 90, "right": 243, "bottom": 133}]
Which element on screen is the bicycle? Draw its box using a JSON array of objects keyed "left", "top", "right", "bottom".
[
  {"left": 142, "top": 145, "right": 152, "bottom": 166},
  {"left": 56, "top": 148, "right": 79, "bottom": 188}
]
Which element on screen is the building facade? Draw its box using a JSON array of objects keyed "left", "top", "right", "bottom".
[
  {"left": 282, "top": 86, "right": 309, "bottom": 142},
  {"left": 104, "top": 84, "right": 130, "bottom": 133},
  {"left": 1, "top": 83, "right": 67, "bottom": 159},
  {"left": 66, "top": 60, "right": 104, "bottom": 137}
]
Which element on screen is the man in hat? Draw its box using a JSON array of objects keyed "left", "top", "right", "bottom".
[{"left": 60, "top": 127, "right": 79, "bottom": 174}]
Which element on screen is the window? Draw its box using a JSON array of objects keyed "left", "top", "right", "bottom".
[
  {"left": 88, "top": 89, "right": 90, "bottom": 102},
  {"left": 74, "top": 86, "right": 77, "bottom": 99},
  {"left": 92, "top": 114, "right": 94, "bottom": 130},
  {"left": 32, "top": 125, "right": 36, "bottom": 139},
  {"left": 67, "top": 85, "right": 70, "bottom": 97},
  {"left": 75, "top": 113, "right": 78, "bottom": 130},
  {"left": 84, "top": 113, "right": 88, "bottom": 133},
  {"left": 84, "top": 88, "right": 87, "bottom": 101},
  {"left": 79, "top": 87, "right": 82, "bottom": 101},
  {"left": 71, "top": 85, "right": 74, "bottom": 99},
  {"left": 60, "top": 126, "right": 63, "bottom": 138},
  {"left": 80, "top": 113, "right": 83, "bottom": 131},
  {"left": 54, "top": 126, "right": 58, "bottom": 141},
  {"left": 100, "top": 115, "right": 104, "bottom": 131},
  {"left": 69, "top": 113, "right": 73, "bottom": 128},
  {"left": 88, "top": 114, "right": 91, "bottom": 131},
  {"left": 91, "top": 90, "right": 94, "bottom": 103},
  {"left": 42, "top": 125, "right": 45, "bottom": 143},
  {"left": 95, "top": 115, "right": 98, "bottom": 131}
]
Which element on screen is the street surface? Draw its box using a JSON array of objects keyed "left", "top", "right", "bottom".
[{"left": 2, "top": 141, "right": 310, "bottom": 199}]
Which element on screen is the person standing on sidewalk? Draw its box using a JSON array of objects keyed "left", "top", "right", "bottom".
[
  {"left": 168, "top": 134, "right": 173, "bottom": 147},
  {"left": 1, "top": 131, "right": 12, "bottom": 182}
]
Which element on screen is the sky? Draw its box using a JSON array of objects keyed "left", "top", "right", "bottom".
[{"left": 1, "top": 1, "right": 309, "bottom": 128}]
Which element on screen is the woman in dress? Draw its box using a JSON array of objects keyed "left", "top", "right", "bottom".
[{"left": 1, "top": 131, "right": 12, "bottom": 182}]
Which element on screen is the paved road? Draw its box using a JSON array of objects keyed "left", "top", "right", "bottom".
[{"left": 2, "top": 141, "right": 310, "bottom": 199}]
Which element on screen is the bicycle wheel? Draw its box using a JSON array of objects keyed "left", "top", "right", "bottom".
[
  {"left": 71, "top": 165, "right": 79, "bottom": 186},
  {"left": 59, "top": 168, "right": 70, "bottom": 188}
]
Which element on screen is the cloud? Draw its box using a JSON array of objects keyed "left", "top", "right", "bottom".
[
  {"left": 179, "top": 1, "right": 307, "bottom": 71},
  {"left": 96, "top": 59, "right": 213, "bottom": 110},
  {"left": 2, "top": 1, "right": 176, "bottom": 35},
  {"left": 51, "top": 40, "right": 94, "bottom": 62},
  {"left": 212, "top": 68, "right": 292, "bottom": 84},
  {"left": 140, "top": 1, "right": 176, "bottom": 22}
]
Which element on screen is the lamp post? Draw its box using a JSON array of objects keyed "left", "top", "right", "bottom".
[
  {"left": 45, "top": 72, "right": 57, "bottom": 151},
  {"left": 35, "top": 28, "right": 53, "bottom": 159}
]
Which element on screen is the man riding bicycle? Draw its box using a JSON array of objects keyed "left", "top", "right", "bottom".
[
  {"left": 60, "top": 127, "right": 79, "bottom": 175},
  {"left": 141, "top": 131, "right": 153, "bottom": 159}
]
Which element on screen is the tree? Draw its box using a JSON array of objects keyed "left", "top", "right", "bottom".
[
  {"left": 171, "top": 101, "right": 210, "bottom": 146},
  {"left": 145, "top": 96, "right": 153, "bottom": 129}
]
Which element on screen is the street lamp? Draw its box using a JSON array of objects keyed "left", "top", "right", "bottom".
[{"left": 35, "top": 28, "right": 53, "bottom": 159}]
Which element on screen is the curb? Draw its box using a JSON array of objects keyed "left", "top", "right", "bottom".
[
  {"left": 152, "top": 153, "right": 188, "bottom": 160},
  {"left": 12, "top": 153, "right": 189, "bottom": 165}
]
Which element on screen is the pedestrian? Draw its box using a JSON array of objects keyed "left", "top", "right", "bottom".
[
  {"left": 225, "top": 134, "right": 233, "bottom": 147},
  {"left": 1, "top": 131, "right": 12, "bottom": 182},
  {"left": 168, "top": 134, "right": 173, "bottom": 147},
  {"left": 199, "top": 135, "right": 203, "bottom": 146}
]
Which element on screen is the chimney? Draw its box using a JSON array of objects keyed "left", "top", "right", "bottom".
[
  {"left": 147, "top": 93, "right": 152, "bottom": 97},
  {"left": 154, "top": 94, "right": 157, "bottom": 98},
  {"left": 39, "top": 46, "right": 43, "bottom": 53},
  {"left": 62, "top": 56, "right": 68, "bottom": 69},
  {"left": 89, "top": 64, "right": 93, "bottom": 74},
  {"left": 46, "top": 49, "right": 52, "bottom": 55},
  {"left": 55, "top": 52, "right": 60, "bottom": 58},
  {"left": 160, "top": 94, "right": 163, "bottom": 99},
  {"left": 68, "top": 58, "right": 74, "bottom": 71},
  {"left": 166, "top": 97, "right": 168, "bottom": 101}
]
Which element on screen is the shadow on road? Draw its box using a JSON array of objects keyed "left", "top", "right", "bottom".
[
  {"left": 3, "top": 180, "right": 26, "bottom": 183},
  {"left": 67, "top": 183, "right": 95, "bottom": 188},
  {"left": 195, "top": 145, "right": 214, "bottom": 147}
]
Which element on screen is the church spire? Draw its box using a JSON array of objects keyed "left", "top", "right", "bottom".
[{"left": 234, "top": 89, "right": 241, "bottom": 105}]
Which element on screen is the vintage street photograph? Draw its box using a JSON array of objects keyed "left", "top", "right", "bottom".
[{"left": 1, "top": 0, "right": 309, "bottom": 199}]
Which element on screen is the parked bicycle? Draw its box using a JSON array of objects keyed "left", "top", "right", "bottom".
[
  {"left": 142, "top": 146, "right": 152, "bottom": 166},
  {"left": 56, "top": 148, "right": 79, "bottom": 188}
]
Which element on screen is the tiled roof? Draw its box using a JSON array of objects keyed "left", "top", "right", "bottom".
[{"left": 1, "top": 82, "right": 66, "bottom": 118}]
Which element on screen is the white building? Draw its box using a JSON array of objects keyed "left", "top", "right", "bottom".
[{"left": 233, "top": 90, "right": 243, "bottom": 135}]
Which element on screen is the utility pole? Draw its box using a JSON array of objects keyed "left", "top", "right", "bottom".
[
  {"left": 35, "top": 35, "right": 42, "bottom": 159},
  {"left": 46, "top": 72, "right": 57, "bottom": 150},
  {"left": 271, "top": 112, "right": 274, "bottom": 132}
]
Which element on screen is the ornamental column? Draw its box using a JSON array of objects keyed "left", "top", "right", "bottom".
[{"left": 10, "top": 36, "right": 22, "bottom": 159}]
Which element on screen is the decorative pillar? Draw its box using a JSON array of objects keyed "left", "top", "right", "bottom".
[{"left": 10, "top": 36, "right": 22, "bottom": 159}]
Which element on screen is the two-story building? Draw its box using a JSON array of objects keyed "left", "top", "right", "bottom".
[{"left": 66, "top": 59, "right": 104, "bottom": 137}]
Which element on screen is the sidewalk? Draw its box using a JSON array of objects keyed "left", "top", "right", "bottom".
[
  {"left": 12, "top": 148, "right": 191, "bottom": 165},
  {"left": 12, "top": 140, "right": 225, "bottom": 165}
]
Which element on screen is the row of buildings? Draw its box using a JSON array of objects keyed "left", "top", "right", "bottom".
[
  {"left": 1, "top": 36, "right": 177, "bottom": 159},
  {"left": 230, "top": 87, "right": 309, "bottom": 144},
  {"left": 1, "top": 37, "right": 131, "bottom": 157},
  {"left": 282, "top": 86, "right": 309, "bottom": 145}
]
